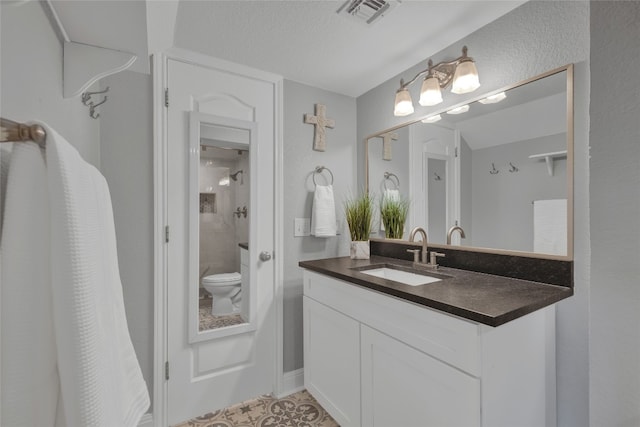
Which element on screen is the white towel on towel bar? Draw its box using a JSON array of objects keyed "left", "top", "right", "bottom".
[
  {"left": 533, "top": 199, "right": 567, "bottom": 256},
  {"left": 311, "top": 184, "right": 337, "bottom": 237},
  {"left": 45, "top": 125, "right": 150, "bottom": 426},
  {"left": 1, "top": 142, "right": 59, "bottom": 426},
  {"left": 0, "top": 124, "right": 149, "bottom": 427}
]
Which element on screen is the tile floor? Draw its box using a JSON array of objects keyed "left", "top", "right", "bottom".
[
  {"left": 173, "top": 389, "right": 339, "bottom": 427},
  {"left": 199, "top": 297, "right": 245, "bottom": 331}
]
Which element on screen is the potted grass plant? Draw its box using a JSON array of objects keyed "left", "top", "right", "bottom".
[
  {"left": 344, "top": 192, "right": 374, "bottom": 259},
  {"left": 380, "top": 195, "right": 410, "bottom": 239}
]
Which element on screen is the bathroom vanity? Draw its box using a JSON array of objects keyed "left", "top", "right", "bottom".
[{"left": 300, "top": 255, "right": 571, "bottom": 427}]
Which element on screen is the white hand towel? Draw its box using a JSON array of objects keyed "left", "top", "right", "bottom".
[
  {"left": 311, "top": 184, "right": 337, "bottom": 237},
  {"left": 1, "top": 142, "right": 59, "bottom": 426},
  {"left": 44, "top": 124, "right": 150, "bottom": 426},
  {"left": 533, "top": 199, "right": 567, "bottom": 256},
  {"left": 383, "top": 188, "right": 400, "bottom": 203}
]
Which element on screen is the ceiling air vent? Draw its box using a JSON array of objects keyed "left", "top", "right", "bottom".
[{"left": 336, "top": 0, "right": 401, "bottom": 25}]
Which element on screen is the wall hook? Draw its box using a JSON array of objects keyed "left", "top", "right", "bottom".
[
  {"left": 508, "top": 162, "right": 519, "bottom": 173},
  {"left": 490, "top": 163, "right": 499, "bottom": 174},
  {"left": 89, "top": 96, "right": 108, "bottom": 119},
  {"left": 82, "top": 86, "right": 110, "bottom": 106},
  {"left": 434, "top": 172, "right": 442, "bottom": 181}
]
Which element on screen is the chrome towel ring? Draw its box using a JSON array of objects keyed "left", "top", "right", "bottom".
[{"left": 313, "top": 166, "right": 334, "bottom": 186}]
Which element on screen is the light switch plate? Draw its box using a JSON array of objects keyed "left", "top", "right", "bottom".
[{"left": 294, "top": 218, "right": 311, "bottom": 237}]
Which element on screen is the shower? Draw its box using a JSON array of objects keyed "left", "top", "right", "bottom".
[{"left": 230, "top": 170, "right": 244, "bottom": 184}]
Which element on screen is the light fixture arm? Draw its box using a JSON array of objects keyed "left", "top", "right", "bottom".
[{"left": 399, "top": 46, "right": 473, "bottom": 90}]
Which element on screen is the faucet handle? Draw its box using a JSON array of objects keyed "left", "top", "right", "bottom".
[
  {"left": 429, "top": 251, "right": 446, "bottom": 268},
  {"left": 406, "top": 249, "right": 421, "bottom": 263}
]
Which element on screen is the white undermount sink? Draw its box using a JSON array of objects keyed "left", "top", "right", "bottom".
[{"left": 358, "top": 266, "right": 442, "bottom": 286}]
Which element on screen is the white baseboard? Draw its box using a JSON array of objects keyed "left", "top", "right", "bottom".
[
  {"left": 278, "top": 368, "right": 304, "bottom": 398},
  {"left": 138, "top": 413, "right": 153, "bottom": 427}
]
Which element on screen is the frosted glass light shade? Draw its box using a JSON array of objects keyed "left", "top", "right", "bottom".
[
  {"left": 418, "top": 76, "right": 443, "bottom": 106},
  {"left": 446, "top": 105, "right": 470, "bottom": 115},
  {"left": 479, "top": 91, "right": 506, "bottom": 104},
  {"left": 394, "top": 87, "right": 414, "bottom": 116},
  {"left": 451, "top": 60, "right": 480, "bottom": 94},
  {"left": 421, "top": 114, "right": 442, "bottom": 123}
]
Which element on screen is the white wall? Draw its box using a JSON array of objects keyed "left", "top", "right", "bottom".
[
  {"left": 99, "top": 71, "right": 154, "bottom": 409},
  {"left": 356, "top": 2, "right": 591, "bottom": 425},
  {"left": 589, "top": 2, "right": 640, "bottom": 425},
  {"left": 282, "top": 80, "right": 356, "bottom": 372},
  {"left": 0, "top": 1, "right": 100, "bottom": 165}
]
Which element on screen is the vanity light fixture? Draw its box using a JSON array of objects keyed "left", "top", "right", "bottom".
[
  {"left": 393, "top": 46, "right": 480, "bottom": 116},
  {"left": 446, "top": 105, "right": 470, "bottom": 115},
  {"left": 479, "top": 91, "right": 507, "bottom": 104},
  {"left": 421, "top": 114, "right": 442, "bottom": 123}
]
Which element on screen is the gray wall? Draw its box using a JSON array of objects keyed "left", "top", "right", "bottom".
[
  {"left": 356, "top": 2, "right": 591, "bottom": 425},
  {"left": 367, "top": 125, "right": 410, "bottom": 237},
  {"left": 0, "top": 1, "right": 100, "bottom": 166},
  {"left": 589, "top": 2, "right": 640, "bottom": 426},
  {"left": 100, "top": 71, "right": 154, "bottom": 408},
  {"left": 283, "top": 80, "right": 356, "bottom": 371},
  {"left": 470, "top": 134, "right": 567, "bottom": 252}
]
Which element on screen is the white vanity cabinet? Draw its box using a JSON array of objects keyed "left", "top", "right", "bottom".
[{"left": 302, "top": 270, "right": 557, "bottom": 427}]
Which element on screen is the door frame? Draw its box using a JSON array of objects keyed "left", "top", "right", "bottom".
[{"left": 152, "top": 48, "right": 284, "bottom": 427}]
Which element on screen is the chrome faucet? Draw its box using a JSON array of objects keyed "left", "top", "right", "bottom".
[
  {"left": 446, "top": 225, "right": 466, "bottom": 245},
  {"left": 407, "top": 227, "right": 429, "bottom": 264}
]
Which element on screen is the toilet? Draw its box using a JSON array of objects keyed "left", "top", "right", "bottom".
[{"left": 201, "top": 272, "right": 242, "bottom": 316}]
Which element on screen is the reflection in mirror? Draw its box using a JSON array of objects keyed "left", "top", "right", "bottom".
[
  {"left": 367, "top": 65, "right": 573, "bottom": 258},
  {"left": 190, "top": 115, "right": 254, "bottom": 339}
]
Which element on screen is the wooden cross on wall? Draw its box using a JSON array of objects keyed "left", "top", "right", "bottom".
[
  {"left": 381, "top": 131, "right": 398, "bottom": 161},
  {"left": 304, "top": 104, "right": 335, "bottom": 152}
]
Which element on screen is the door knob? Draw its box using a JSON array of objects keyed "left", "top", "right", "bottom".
[{"left": 259, "top": 251, "right": 272, "bottom": 262}]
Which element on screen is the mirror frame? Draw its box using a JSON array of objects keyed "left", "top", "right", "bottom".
[
  {"left": 188, "top": 112, "right": 259, "bottom": 343},
  {"left": 365, "top": 64, "right": 574, "bottom": 261}
]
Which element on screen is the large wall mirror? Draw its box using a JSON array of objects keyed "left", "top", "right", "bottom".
[
  {"left": 188, "top": 112, "right": 258, "bottom": 343},
  {"left": 366, "top": 64, "right": 573, "bottom": 259}
]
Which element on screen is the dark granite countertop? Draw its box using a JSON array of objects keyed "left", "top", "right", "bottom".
[{"left": 299, "top": 256, "right": 573, "bottom": 327}]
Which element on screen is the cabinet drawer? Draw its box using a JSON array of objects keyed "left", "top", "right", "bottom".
[{"left": 304, "top": 270, "right": 481, "bottom": 376}]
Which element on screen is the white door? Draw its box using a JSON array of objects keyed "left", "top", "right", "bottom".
[
  {"left": 165, "top": 57, "right": 278, "bottom": 425},
  {"left": 409, "top": 124, "right": 460, "bottom": 244}
]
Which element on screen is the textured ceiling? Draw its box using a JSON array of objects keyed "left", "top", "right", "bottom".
[{"left": 173, "top": 1, "right": 526, "bottom": 98}]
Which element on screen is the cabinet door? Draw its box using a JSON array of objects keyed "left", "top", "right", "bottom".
[
  {"left": 304, "top": 297, "right": 361, "bottom": 427},
  {"left": 361, "top": 325, "right": 480, "bottom": 427}
]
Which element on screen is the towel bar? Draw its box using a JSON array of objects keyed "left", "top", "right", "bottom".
[{"left": 0, "top": 118, "right": 46, "bottom": 145}]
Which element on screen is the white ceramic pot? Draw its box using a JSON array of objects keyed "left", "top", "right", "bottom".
[{"left": 350, "top": 240, "right": 370, "bottom": 260}]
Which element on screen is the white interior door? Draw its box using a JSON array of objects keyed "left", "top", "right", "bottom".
[
  {"left": 165, "top": 57, "right": 278, "bottom": 425},
  {"left": 409, "top": 124, "right": 460, "bottom": 244}
]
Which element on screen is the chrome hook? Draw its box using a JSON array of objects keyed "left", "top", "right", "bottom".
[
  {"left": 508, "top": 162, "right": 519, "bottom": 173},
  {"left": 89, "top": 96, "right": 108, "bottom": 119},
  {"left": 490, "top": 163, "right": 499, "bottom": 175},
  {"left": 82, "top": 86, "right": 110, "bottom": 106}
]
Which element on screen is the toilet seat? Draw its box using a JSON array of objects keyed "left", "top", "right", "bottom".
[{"left": 202, "top": 272, "right": 241, "bottom": 285}]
